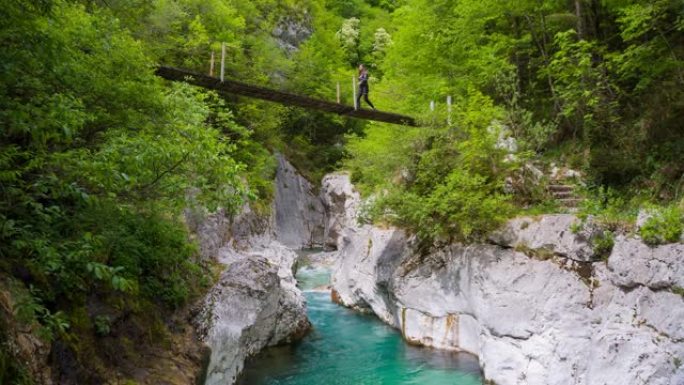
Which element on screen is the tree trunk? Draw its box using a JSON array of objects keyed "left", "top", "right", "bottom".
[
  {"left": 511, "top": 15, "right": 525, "bottom": 96},
  {"left": 574, "top": 0, "right": 588, "bottom": 142},
  {"left": 590, "top": 0, "right": 601, "bottom": 40},
  {"left": 525, "top": 13, "right": 562, "bottom": 117},
  {"left": 575, "top": 0, "right": 584, "bottom": 40}
]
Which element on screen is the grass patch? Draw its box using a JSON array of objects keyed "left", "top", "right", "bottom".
[
  {"left": 639, "top": 205, "right": 683, "bottom": 245},
  {"left": 672, "top": 286, "right": 684, "bottom": 298},
  {"left": 593, "top": 231, "right": 615, "bottom": 261},
  {"left": 514, "top": 243, "right": 555, "bottom": 261}
]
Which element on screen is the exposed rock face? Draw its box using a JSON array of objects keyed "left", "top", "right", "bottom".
[
  {"left": 607, "top": 236, "right": 684, "bottom": 289},
  {"left": 196, "top": 244, "right": 309, "bottom": 385},
  {"left": 331, "top": 226, "right": 408, "bottom": 324},
  {"left": 489, "top": 215, "right": 600, "bottom": 262},
  {"left": 186, "top": 207, "right": 232, "bottom": 263},
  {"left": 328, "top": 176, "right": 684, "bottom": 385},
  {"left": 320, "top": 172, "right": 362, "bottom": 248},
  {"left": 274, "top": 154, "right": 326, "bottom": 248},
  {"left": 272, "top": 15, "right": 312, "bottom": 54},
  {"left": 0, "top": 278, "right": 53, "bottom": 385},
  {"left": 193, "top": 155, "right": 319, "bottom": 385}
]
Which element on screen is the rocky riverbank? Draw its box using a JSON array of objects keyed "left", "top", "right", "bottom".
[
  {"left": 193, "top": 159, "right": 683, "bottom": 385},
  {"left": 192, "top": 154, "right": 325, "bottom": 385},
  {"left": 324, "top": 173, "right": 684, "bottom": 385}
]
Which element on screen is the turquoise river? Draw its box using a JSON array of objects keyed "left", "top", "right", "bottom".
[{"left": 237, "top": 265, "right": 483, "bottom": 385}]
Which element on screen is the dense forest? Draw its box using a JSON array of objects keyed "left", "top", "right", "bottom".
[
  {"left": 345, "top": 0, "right": 684, "bottom": 243},
  {"left": 1, "top": 0, "right": 683, "bottom": 383}
]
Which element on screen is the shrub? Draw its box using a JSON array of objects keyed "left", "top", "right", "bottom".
[
  {"left": 672, "top": 286, "right": 684, "bottom": 298},
  {"left": 577, "top": 186, "right": 639, "bottom": 231},
  {"left": 347, "top": 90, "right": 517, "bottom": 243},
  {"left": 593, "top": 231, "right": 615, "bottom": 261},
  {"left": 639, "top": 205, "right": 683, "bottom": 245}
]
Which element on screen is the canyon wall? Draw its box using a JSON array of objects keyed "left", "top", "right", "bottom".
[
  {"left": 193, "top": 154, "right": 325, "bottom": 385},
  {"left": 326, "top": 173, "right": 684, "bottom": 385}
]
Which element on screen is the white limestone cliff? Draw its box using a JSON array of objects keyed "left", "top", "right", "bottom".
[
  {"left": 326, "top": 173, "right": 684, "bottom": 385},
  {"left": 274, "top": 154, "right": 326, "bottom": 248},
  {"left": 192, "top": 154, "right": 327, "bottom": 385}
]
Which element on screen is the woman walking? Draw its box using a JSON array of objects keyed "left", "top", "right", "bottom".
[{"left": 356, "top": 64, "right": 376, "bottom": 110}]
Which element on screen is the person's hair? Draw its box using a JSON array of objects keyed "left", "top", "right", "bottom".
[{"left": 358, "top": 64, "right": 367, "bottom": 75}]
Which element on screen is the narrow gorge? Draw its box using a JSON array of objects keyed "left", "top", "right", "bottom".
[
  {"left": 192, "top": 156, "right": 684, "bottom": 385},
  {"left": 3, "top": 2, "right": 684, "bottom": 384}
]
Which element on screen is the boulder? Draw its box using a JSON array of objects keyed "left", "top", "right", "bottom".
[
  {"left": 192, "top": 155, "right": 318, "bottom": 385},
  {"left": 196, "top": 246, "right": 309, "bottom": 385},
  {"left": 606, "top": 236, "right": 684, "bottom": 289},
  {"left": 489, "top": 214, "right": 600, "bottom": 262}
]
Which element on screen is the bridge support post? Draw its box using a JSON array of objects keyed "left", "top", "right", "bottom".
[
  {"left": 353, "top": 76, "right": 358, "bottom": 110},
  {"left": 209, "top": 51, "right": 215, "bottom": 76},
  {"left": 430, "top": 100, "right": 436, "bottom": 126},
  {"left": 220, "top": 42, "right": 226, "bottom": 82},
  {"left": 447, "top": 95, "right": 452, "bottom": 126}
]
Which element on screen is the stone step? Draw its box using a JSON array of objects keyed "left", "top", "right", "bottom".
[
  {"left": 552, "top": 191, "right": 575, "bottom": 199},
  {"left": 548, "top": 184, "right": 574, "bottom": 192},
  {"left": 558, "top": 198, "right": 583, "bottom": 208}
]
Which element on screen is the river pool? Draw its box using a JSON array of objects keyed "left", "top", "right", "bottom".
[{"left": 237, "top": 266, "right": 483, "bottom": 385}]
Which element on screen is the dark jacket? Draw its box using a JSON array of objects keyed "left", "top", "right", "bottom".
[{"left": 358, "top": 71, "right": 369, "bottom": 93}]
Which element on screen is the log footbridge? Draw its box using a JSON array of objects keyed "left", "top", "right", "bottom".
[{"left": 155, "top": 66, "right": 417, "bottom": 127}]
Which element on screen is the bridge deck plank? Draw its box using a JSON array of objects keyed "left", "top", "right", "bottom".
[{"left": 155, "top": 66, "right": 417, "bottom": 127}]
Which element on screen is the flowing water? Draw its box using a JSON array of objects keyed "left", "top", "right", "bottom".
[{"left": 237, "top": 263, "right": 483, "bottom": 385}]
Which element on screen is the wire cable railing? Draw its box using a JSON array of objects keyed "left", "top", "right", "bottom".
[{"left": 190, "top": 42, "right": 459, "bottom": 127}]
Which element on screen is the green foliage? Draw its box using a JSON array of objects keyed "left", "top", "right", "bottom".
[
  {"left": 344, "top": 0, "right": 684, "bottom": 242},
  {"left": 15, "top": 291, "right": 70, "bottom": 341},
  {"left": 89, "top": 205, "right": 206, "bottom": 308},
  {"left": 639, "top": 205, "right": 683, "bottom": 245},
  {"left": 577, "top": 187, "right": 639, "bottom": 231},
  {"left": 349, "top": 90, "right": 517, "bottom": 242},
  {"left": 570, "top": 221, "right": 583, "bottom": 235},
  {"left": 543, "top": 30, "right": 618, "bottom": 147},
  {"left": 93, "top": 316, "right": 111, "bottom": 337},
  {"left": 344, "top": 0, "right": 684, "bottom": 228},
  {"left": 381, "top": 169, "right": 514, "bottom": 242},
  {"left": 0, "top": 333, "right": 33, "bottom": 385},
  {"left": 593, "top": 231, "right": 616, "bottom": 261},
  {"left": 0, "top": 0, "right": 266, "bottom": 381},
  {"left": 272, "top": 0, "right": 380, "bottom": 180},
  {"left": 346, "top": 124, "right": 422, "bottom": 194},
  {"left": 672, "top": 286, "right": 684, "bottom": 298},
  {"left": 337, "top": 17, "right": 361, "bottom": 65},
  {"left": 2, "top": 0, "right": 684, "bottom": 379}
]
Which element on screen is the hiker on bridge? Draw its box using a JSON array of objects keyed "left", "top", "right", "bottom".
[{"left": 356, "top": 64, "right": 376, "bottom": 110}]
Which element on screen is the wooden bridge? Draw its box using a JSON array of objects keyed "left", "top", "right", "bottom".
[{"left": 155, "top": 66, "right": 417, "bottom": 127}]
